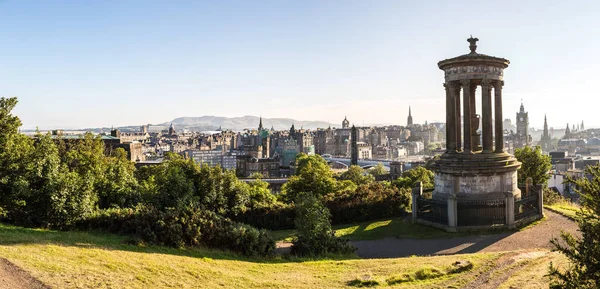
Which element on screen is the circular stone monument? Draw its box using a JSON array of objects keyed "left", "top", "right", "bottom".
[{"left": 431, "top": 36, "right": 521, "bottom": 202}]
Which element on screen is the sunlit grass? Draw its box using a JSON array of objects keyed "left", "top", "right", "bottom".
[
  {"left": 0, "top": 223, "right": 501, "bottom": 288},
  {"left": 545, "top": 200, "right": 582, "bottom": 220}
]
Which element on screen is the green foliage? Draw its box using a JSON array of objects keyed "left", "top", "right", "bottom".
[
  {"left": 326, "top": 182, "right": 410, "bottom": 224},
  {"left": 347, "top": 277, "right": 380, "bottom": 287},
  {"left": 291, "top": 192, "right": 355, "bottom": 256},
  {"left": 514, "top": 146, "right": 551, "bottom": 186},
  {"left": 80, "top": 206, "right": 275, "bottom": 256},
  {"left": 367, "top": 163, "right": 387, "bottom": 176},
  {"left": 393, "top": 166, "right": 434, "bottom": 190},
  {"left": 549, "top": 165, "right": 600, "bottom": 288},
  {"left": 339, "top": 165, "right": 374, "bottom": 186},
  {"left": 283, "top": 154, "right": 337, "bottom": 201}
]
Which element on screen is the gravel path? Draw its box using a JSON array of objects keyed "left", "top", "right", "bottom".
[
  {"left": 0, "top": 258, "right": 48, "bottom": 289},
  {"left": 353, "top": 210, "right": 578, "bottom": 258}
]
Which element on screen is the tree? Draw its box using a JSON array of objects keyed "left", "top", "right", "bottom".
[
  {"left": 514, "top": 146, "right": 551, "bottom": 186},
  {"left": 393, "top": 166, "right": 434, "bottom": 190},
  {"left": 96, "top": 148, "right": 139, "bottom": 209},
  {"left": 367, "top": 163, "right": 387, "bottom": 177},
  {"left": 339, "top": 165, "right": 374, "bottom": 186},
  {"left": 549, "top": 166, "right": 600, "bottom": 288},
  {"left": 282, "top": 154, "right": 337, "bottom": 201},
  {"left": 290, "top": 191, "right": 355, "bottom": 256}
]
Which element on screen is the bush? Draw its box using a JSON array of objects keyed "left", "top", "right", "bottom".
[
  {"left": 326, "top": 183, "right": 410, "bottom": 224},
  {"left": 79, "top": 206, "right": 275, "bottom": 256},
  {"left": 231, "top": 203, "right": 295, "bottom": 230},
  {"left": 291, "top": 192, "right": 355, "bottom": 256}
]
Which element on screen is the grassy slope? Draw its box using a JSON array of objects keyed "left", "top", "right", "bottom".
[
  {"left": 0, "top": 223, "right": 501, "bottom": 289},
  {"left": 544, "top": 200, "right": 581, "bottom": 220},
  {"left": 271, "top": 217, "right": 470, "bottom": 242}
]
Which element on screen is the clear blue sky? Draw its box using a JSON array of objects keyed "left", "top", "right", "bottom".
[{"left": 1, "top": 0, "right": 598, "bottom": 130}]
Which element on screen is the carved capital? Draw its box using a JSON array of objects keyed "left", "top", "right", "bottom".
[
  {"left": 481, "top": 78, "right": 493, "bottom": 87},
  {"left": 446, "top": 81, "right": 460, "bottom": 90},
  {"left": 460, "top": 79, "right": 471, "bottom": 89},
  {"left": 493, "top": 80, "right": 504, "bottom": 90}
]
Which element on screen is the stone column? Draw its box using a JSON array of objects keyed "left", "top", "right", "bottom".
[
  {"left": 481, "top": 79, "right": 493, "bottom": 153},
  {"left": 445, "top": 83, "right": 456, "bottom": 152},
  {"left": 470, "top": 84, "right": 478, "bottom": 151},
  {"left": 494, "top": 81, "right": 504, "bottom": 153},
  {"left": 412, "top": 181, "right": 423, "bottom": 221},
  {"left": 454, "top": 85, "right": 462, "bottom": 151},
  {"left": 537, "top": 184, "right": 544, "bottom": 218},
  {"left": 447, "top": 194, "right": 457, "bottom": 232},
  {"left": 461, "top": 79, "right": 472, "bottom": 154},
  {"left": 505, "top": 192, "right": 515, "bottom": 229}
]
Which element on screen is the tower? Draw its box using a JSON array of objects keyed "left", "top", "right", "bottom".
[
  {"left": 539, "top": 114, "right": 551, "bottom": 152},
  {"left": 258, "top": 116, "right": 264, "bottom": 131},
  {"left": 581, "top": 121, "right": 585, "bottom": 131},
  {"left": 342, "top": 116, "right": 350, "bottom": 129},
  {"left": 565, "top": 123, "right": 571, "bottom": 139},
  {"left": 516, "top": 101, "right": 530, "bottom": 147},
  {"left": 351, "top": 125, "right": 358, "bottom": 165},
  {"left": 168, "top": 123, "right": 176, "bottom": 135},
  {"left": 407, "top": 106, "right": 413, "bottom": 126}
]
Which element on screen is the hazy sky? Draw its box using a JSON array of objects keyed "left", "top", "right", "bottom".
[{"left": 1, "top": 0, "right": 599, "bottom": 130}]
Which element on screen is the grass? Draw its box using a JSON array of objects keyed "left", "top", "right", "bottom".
[
  {"left": 270, "top": 216, "right": 472, "bottom": 242},
  {"left": 0, "top": 222, "right": 501, "bottom": 288},
  {"left": 545, "top": 200, "right": 582, "bottom": 220}
]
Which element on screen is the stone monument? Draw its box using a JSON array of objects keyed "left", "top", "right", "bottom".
[{"left": 431, "top": 36, "right": 521, "bottom": 202}]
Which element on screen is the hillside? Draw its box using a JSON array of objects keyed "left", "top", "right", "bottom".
[
  {"left": 0, "top": 223, "right": 568, "bottom": 289},
  {"left": 161, "top": 115, "right": 333, "bottom": 131}
]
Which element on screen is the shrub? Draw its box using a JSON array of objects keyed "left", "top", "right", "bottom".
[
  {"left": 291, "top": 192, "right": 355, "bottom": 256},
  {"left": 326, "top": 183, "right": 410, "bottom": 224},
  {"left": 79, "top": 206, "right": 275, "bottom": 256}
]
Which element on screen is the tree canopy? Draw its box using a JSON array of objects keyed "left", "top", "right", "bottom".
[{"left": 514, "top": 146, "right": 552, "bottom": 186}]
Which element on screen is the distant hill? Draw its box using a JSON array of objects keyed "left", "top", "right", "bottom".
[{"left": 160, "top": 115, "right": 335, "bottom": 131}]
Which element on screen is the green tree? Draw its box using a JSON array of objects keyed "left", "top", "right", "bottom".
[
  {"left": 393, "top": 166, "right": 434, "bottom": 190},
  {"left": 514, "top": 146, "right": 551, "bottom": 186},
  {"left": 96, "top": 148, "right": 139, "bottom": 209},
  {"left": 339, "top": 165, "right": 374, "bottom": 186},
  {"left": 247, "top": 179, "right": 277, "bottom": 209},
  {"left": 367, "top": 163, "right": 387, "bottom": 177},
  {"left": 290, "top": 191, "right": 355, "bottom": 256},
  {"left": 549, "top": 166, "right": 600, "bottom": 288},
  {"left": 283, "top": 154, "right": 337, "bottom": 201}
]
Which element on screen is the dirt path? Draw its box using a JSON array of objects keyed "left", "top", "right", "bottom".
[
  {"left": 351, "top": 210, "right": 578, "bottom": 258},
  {"left": 0, "top": 258, "right": 48, "bottom": 289}
]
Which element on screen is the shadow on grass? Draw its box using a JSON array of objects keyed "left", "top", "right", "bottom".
[{"left": 0, "top": 223, "right": 357, "bottom": 264}]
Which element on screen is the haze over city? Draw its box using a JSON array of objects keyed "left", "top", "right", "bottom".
[{"left": 1, "top": 0, "right": 598, "bottom": 129}]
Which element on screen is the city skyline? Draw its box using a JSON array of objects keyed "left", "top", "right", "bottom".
[{"left": 1, "top": 1, "right": 599, "bottom": 129}]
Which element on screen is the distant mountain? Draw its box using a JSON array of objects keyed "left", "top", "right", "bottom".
[{"left": 160, "top": 115, "right": 335, "bottom": 131}]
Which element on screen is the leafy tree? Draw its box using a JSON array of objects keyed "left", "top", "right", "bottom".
[
  {"left": 549, "top": 166, "right": 600, "bottom": 288},
  {"left": 247, "top": 179, "right": 277, "bottom": 209},
  {"left": 291, "top": 191, "right": 354, "bottom": 256},
  {"left": 96, "top": 148, "right": 139, "bottom": 209},
  {"left": 367, "top": 163, "right": 387, "bottom": 177},
  {"left": 283, "top": 154, "right": 337, "bottom": 201},
  {"left": 514, "top": 146, "right": 551, "bottom": 186},
  {"left": 339, "top": 165, "right": 374, "bottom": 186},
  {"left": 393, "top": 166, "right": 434, "bottom": 190}
]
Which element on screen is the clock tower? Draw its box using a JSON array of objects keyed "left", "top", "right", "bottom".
[{"left": 516, "top": 101, "right": 530, "bottom": 147}]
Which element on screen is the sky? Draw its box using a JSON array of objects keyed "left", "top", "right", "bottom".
[{"left": 1, "top": 0, "right": 599, "bottom": 130}]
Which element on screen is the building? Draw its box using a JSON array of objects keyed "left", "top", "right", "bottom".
[
  {"left": 236, "top": 155, "right": 280, "bottom": 178},
  {"left": 407, "top": 106, "right": 413, "bottom": 126}
]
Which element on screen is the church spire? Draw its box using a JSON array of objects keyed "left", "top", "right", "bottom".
[
  {"left": 543, "top": 114, "right": 549, "bottom": 138},
  {"left": 407, "top": 106, "right": 413, "bottom": 126},
  {"left": 258, "top": 116, "right": 264, "bottom": 131}
]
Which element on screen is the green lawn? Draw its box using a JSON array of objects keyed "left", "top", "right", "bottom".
[
  {"left": 544, "top": 200, "right": 581, "bottom": 220},
  {"left": 270, "top": 216, "right": 469, "bottom": 242},
  {"left": 0, "top": 223, "right": 503, "bottom": 288}
]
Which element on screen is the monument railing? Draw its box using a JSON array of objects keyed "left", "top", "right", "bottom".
[
  {"left": 515, "top": 191, "right": 540, "bottom": 221},
  {"left": 456, "top": 199, "right": 506, "bottom": 227},
  {"left": 416, "top": 188, "right": 448, "bottom": 225}
]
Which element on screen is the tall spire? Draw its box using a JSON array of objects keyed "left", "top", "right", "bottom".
[
  {"left": 543, "top": 114, "right": 549, "bottom": 138},
  {"left": 407, "top": 106, "right": 413, "bottom": 126},
  {"left": 258, "top": 116, "right": 264, "bottom": 131}
]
